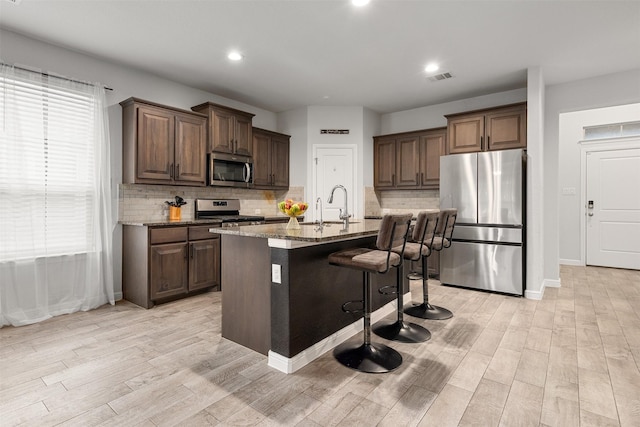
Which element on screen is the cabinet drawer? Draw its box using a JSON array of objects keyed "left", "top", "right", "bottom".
[
  {"left": 189, "top": 225, "right": 220, "bottom": 241},
  {"left": 150, "top": 227, "right": 188, "bottom": 244}
]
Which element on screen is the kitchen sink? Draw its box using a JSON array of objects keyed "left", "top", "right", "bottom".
[{"left": 299, "top": 221, "right": 361, "bottom": 225}]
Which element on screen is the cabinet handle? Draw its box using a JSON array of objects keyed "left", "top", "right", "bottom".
[
  {"left": 487, "top": 135, "right": 490, "bottom": 148},
  {"left": 480, "top": 136, "right": 484, "bottom": 150},
  {"left": 272, "top": 174, "right": 275, "bottom": 184},
  {"left": 421, "top": 172, "right": 424, "bottom": 185},
  {"left": 175, "top": 164, "right": 179, "bottom": 178}
]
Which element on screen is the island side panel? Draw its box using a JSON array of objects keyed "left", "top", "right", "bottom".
[
  {"left": 221, "top": 234, "right": 271, "bottom": 355},
  {"left": 270, "top": 237, "right": 399, "bottom": 358}
]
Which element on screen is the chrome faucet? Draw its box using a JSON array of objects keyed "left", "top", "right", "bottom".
[
  {"left": 315, "top": 197, "right": 325, "bottom": 230},
  {"left": 327, "top": 184, "right": 351, "bottom": 227}
]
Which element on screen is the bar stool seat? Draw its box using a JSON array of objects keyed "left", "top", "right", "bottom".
[{"left": 328, "top": 214, "right": 412, "bottom": 373}]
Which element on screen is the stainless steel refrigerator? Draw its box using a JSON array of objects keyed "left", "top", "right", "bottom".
[{"left": 439, "top": 149, "right": 526, "bottom": 295}]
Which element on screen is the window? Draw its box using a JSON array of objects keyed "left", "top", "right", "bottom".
[
  {"left": 0, "top": 69, "right": 98, "bottom": 261},
  {"left": 583, "top": 121, "right": 640, "bottom": 140}
]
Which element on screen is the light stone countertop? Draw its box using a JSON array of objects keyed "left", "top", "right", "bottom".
[
  {"left": 118, "top": 216, "right": 292, "bottom": 227},
  {"left": 209, "top": 219, "right": 384, "bottom": 242}
]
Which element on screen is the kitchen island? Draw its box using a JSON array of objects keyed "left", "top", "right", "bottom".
[{"left": 210, "top": 220, "right": 409, "bottom": 373}]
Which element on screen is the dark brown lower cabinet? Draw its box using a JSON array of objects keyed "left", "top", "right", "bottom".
[
  {"left": 150, "top": 242, "right": 188, "bottom": 300},
  {"left": 123, "top": 223, "right": 220, "bottom": 309},
  {"left": 189, "top": 239, "right": 220, "bottom": 291}
]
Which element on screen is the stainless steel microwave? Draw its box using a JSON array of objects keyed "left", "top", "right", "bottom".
[{"left": 209, "top": 152, "right": 253, "bottom": 188}]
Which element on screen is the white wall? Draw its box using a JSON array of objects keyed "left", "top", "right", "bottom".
[
  {"left": 557, "top": 103, "right": 640, "bottom": 265},
  {"left": 305, "top": 106, "right": 366, "bottom": 218},
  {"left": 278, "top": 107, "right": 308, "bottom": 189},
  {"left": 1, "top": 29, "right": 279, "bottom": 299},
  {"left": 526, "top": 67, "right": 546, "bottom": 298},
  {"left": 545, "top": 69, "right": 640, "bottom": 274},
  {"left": 363, "top": 108, "right": 381, "bottom": 188},
  {"left": 380, "top": 88, "right": 527, "bottom": 134}
]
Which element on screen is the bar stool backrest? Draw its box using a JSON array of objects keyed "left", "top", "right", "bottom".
[
  {"left": 376, "top": 214, "right": 413, "bottom": 264},
  {"left": 436, "top": 209, "right": 457, "bottom": 249},
  {"left": 412, "top": 211, "right": 439, "bottom": 247}
]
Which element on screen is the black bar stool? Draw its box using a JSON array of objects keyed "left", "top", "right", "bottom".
[
  {"left": 328, "top": 214, "right": 412, "bottom": 373},
  {"left": 404, "top": 209, "right": 457, "bottom": 320},
  {"left": 371, "top": 214, "right": 432, "bottom": 343}
]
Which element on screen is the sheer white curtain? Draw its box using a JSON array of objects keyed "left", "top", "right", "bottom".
[{"left": 0, "top": 64, "right": 114, "bottom": 327}]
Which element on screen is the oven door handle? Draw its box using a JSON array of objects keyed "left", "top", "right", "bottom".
[{"left": 244, "top": 163, "right": 251, "bottom": 183}]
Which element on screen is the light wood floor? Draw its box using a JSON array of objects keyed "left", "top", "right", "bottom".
[{"left": 1, "top": 265, "right": 639, "bottom": 426}]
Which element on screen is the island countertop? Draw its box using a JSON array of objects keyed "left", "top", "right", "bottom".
[{"left": 209, "top": 219, "right": 383, "bottom": 242}]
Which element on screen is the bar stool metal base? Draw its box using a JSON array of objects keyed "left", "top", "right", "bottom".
[
  {"left": 404, "top": 303, "right": 453, "bottom": 320},
  {"left": 333, "top": 341, "right": 403, "bottom": 373},
  {"left": 373, "top": 320, "right": 431, "bottom": 343},
  {"left": 407, "top": 271, "right": 423, "bottom": 280}
]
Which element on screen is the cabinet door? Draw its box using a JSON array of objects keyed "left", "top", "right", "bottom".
[
  {"left": 396, "top": 135, "right": 420, "bottom": 187},
  {"left": 486, "top": 106, "right": 527, "bottom": 151},
  {"left": 150, "top": 242, "right": 188, "bottom": 300},
  {"left": 374, "top": 138, "right": 396, "bottom": 188},
  {"left": 420, "top": 130, "right": 445, "bottom": 189},
  {"left": 189, "top": 238, "right": 220, "bottom": 291},
  {"left": 211, "top": 109, "right": 235, "bottom": 154},
  {"left": 234, "top": 114, "right": 253, "bottom": 156},
  {"left": 447, "top": 115, "right": 484, "bottom": 154},
  {"left": 271, "top": 136, "right": 290, "bottom": 188},
  {"left": 137, "top": 106, "right": 174, "bottom": 182},
  {"left": 174, "top": 113, "right": 207, "bottom": 185},
  {"left": 252, "top": 131, "right": 272, "bottom": 186}
]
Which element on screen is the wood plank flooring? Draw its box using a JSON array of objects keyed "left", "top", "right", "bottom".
[{"left": 1, "top": 265, "right": 639, "bottom": 426}]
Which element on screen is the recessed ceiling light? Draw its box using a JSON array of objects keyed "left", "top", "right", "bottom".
[
  {"left": 425, "top": 63, "right": 439, "bottom": 73},
  {"left": 227, "top": 51, "right": 243, "bottom": 61},
  {"left": 352, "top": 0, "right": 370, "bottom": 6}
]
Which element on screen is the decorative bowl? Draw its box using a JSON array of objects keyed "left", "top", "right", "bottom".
[{"left": 278, "top": 199, "right": 308, "bottom": 229}]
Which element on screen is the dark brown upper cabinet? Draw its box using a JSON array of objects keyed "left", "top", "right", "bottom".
[
  {"left": 373, "top": 127, "right": 446, "bottom": 190},
  {"left": 252, "top": 127, "right": 290, "bottom": 189},
  {"left": 445, "top": 103, "right": 527, "bottom": 154},
  {"left": 191, "top": 102, "right": 255, "bottom": 157},
  {"left": 121, "top": 98, "right": 207, "bottom": 186}
]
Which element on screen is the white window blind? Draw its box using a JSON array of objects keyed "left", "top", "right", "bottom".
[{"left": 0, "top": 71, "right": 97, "bottom": 261}]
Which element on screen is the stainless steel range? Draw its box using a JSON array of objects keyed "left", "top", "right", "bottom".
[{"left": 195, "top": 199, "right": 264, "bottom": 227}]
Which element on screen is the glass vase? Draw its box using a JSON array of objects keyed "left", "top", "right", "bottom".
[{"left": 286, "top": 216, "right": 300, "bottom": 230}]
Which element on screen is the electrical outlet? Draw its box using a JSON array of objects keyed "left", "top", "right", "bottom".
[{"left": 271, "top": 264, "right": 281, "bottom": 284}]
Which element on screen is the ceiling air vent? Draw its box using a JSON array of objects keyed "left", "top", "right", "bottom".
[{"left": 428, "top": 72, "right": 453, "bottom": 82}]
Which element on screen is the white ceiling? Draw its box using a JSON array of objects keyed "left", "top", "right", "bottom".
[{"left": 1, "top": 0, "right": 639, "bottom": 113}]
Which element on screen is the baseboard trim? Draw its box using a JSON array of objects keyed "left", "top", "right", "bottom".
[
  {"left": 267, "top": 292, "right": 408, "bottom": 374},
  {"left": 544, "top": 278, "right": 561, "bottom": 288},
  {"left": 525, "top": 285, "right": 545, "bottom": 300},
  {"left": 560, "top": 259, "right": 583, "bottom": 266}
]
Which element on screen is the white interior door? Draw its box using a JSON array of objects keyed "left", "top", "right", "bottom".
[
  {"left": 312, "top": 146, "right": 356, "bottom": 222},
  {"left": 586, "top": 148, "right": 640, "bottom": 269}
]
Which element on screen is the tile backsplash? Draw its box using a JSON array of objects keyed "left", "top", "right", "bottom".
[
  {"left": 364, "top": 187, "right": 439, "bottom": 217},
  {"left": 118, "top": 184, "right": 304, "bottom": 223},
  {"left": 118, "top": 184, "right": 438, "bottom": 223}
]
